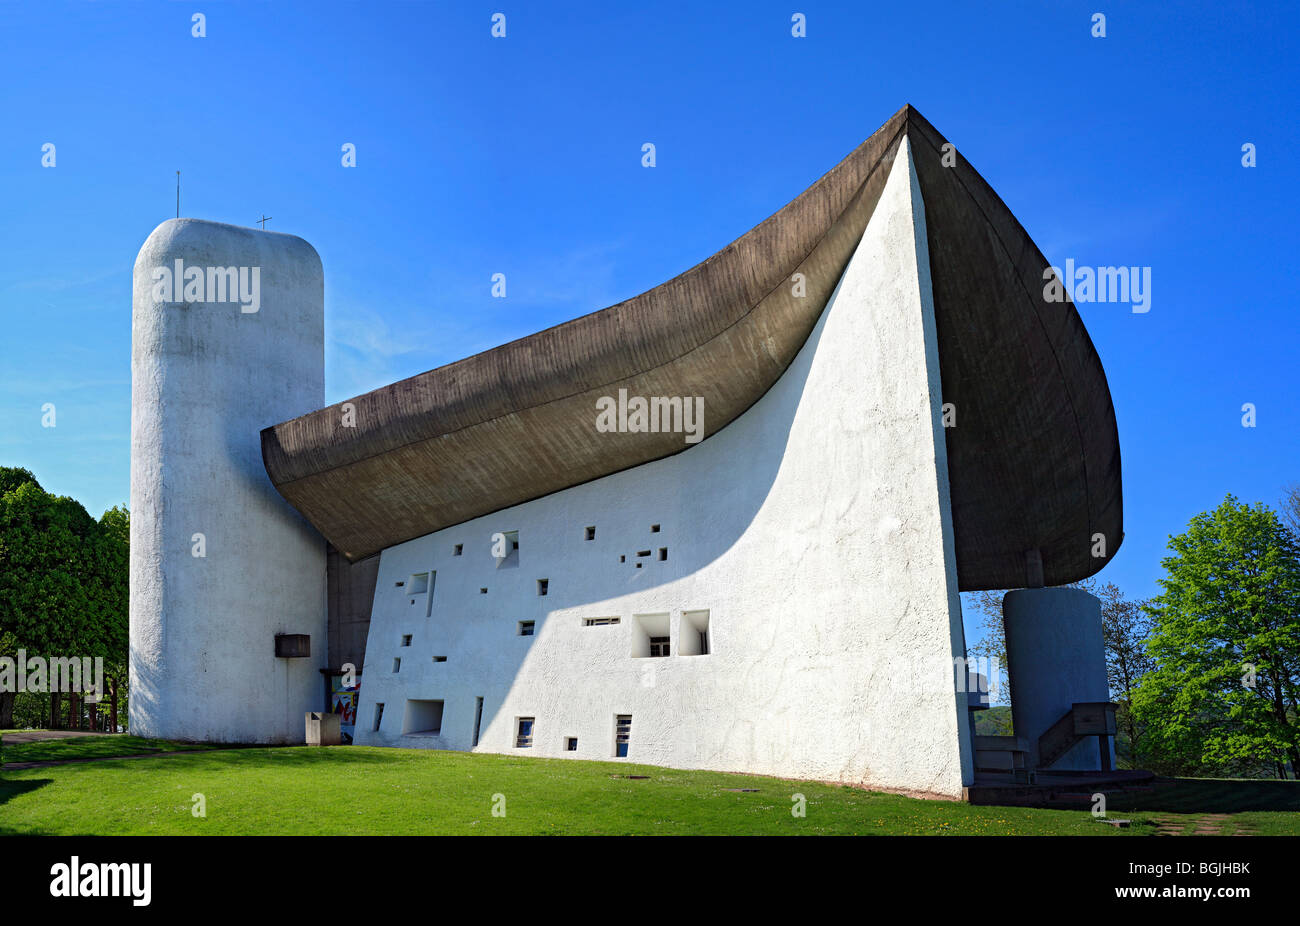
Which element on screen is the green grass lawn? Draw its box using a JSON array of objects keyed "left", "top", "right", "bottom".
[
  {"left": 0, "top": 733, "right": 209, "bottom": 766},
  {"left": 1, "top": 740, "right": 1297, "bottom": 835}
]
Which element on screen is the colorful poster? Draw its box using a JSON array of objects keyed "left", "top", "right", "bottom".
[{"left": 330, "top": 676, "right": 359, "bottom": 744}]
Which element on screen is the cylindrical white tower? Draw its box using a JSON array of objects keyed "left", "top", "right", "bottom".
[
  {"left": 130, "top": 218, "right": 326, "bottom": 743},
  {"left": 1003, "top": 587, "right": 1112, "bottom": 770}
]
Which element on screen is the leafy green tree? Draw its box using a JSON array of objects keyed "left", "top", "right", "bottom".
[
  {"left": 1095, "top": 582, "right": 1155, "bottom": 767},
  {"left": 1134, "top": 496, "right": 1300, "bottom": 778},
  {"left": 90, "top": 506, "right": 130, "bottom": 730},
  {"left": 0, "top": 467, "right": 40, "bottom": 497},
  {"left": 0, "top": 469, "right": 130, "bottom": 729}
]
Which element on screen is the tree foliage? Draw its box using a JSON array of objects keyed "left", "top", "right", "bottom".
[
  {"left": 1133, "top": 496, "right": 1300, "bottom": 778},
  {"left": 0, "top": 467, "right": 130, "bottom": 728}
]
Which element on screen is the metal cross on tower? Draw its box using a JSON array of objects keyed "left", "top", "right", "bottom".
[{"left": 257, "top": 215, "right": 272, "bottom": 229}]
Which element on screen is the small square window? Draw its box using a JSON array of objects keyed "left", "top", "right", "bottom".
[
  {"left": 585, "top": 526, "right": 596, "bottom": 541},
  {"left": 516, "top": 717, "right": 535, "bottom": 748},
  {"left": 650, "top": 524, "right": 661, "bottom": 533},
  {"left": 480, "top": 587, "right": 488, "bottom": 594},
  {"left": 453, "top": 544, "right": 463, "bottom": 556},
  {"left": 565, "top": 737, "right": 578, "bottom": 751},
  {"left": 537, "top": 578, "right": 549, "bottom": 596},
  {"left": 518, "top": 620, "right": 535, "bottom": 636},
  {"left": 400, "top": 634, "right": 412, "bottom": 647}
]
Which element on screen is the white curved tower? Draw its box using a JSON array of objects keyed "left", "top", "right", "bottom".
[{"left": 130, "top": 218, "right": 326, "bottom": 743}]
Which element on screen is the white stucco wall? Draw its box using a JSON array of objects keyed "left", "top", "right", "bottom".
[
  {"left": 354, "top": 140, "right": 974, "bottom": 796},
  {"left": 1003, "top": 587, "right": 1112, "bottom": 770},
  {"left": 130, "top": 219, "right": 327, "bottom": 744}
]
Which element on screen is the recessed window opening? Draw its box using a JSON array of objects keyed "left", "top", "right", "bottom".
[
  {"left": 631, "top": 613, "right": 670, "bottom": 657},
  {"left": 392, "top": 657, "right": 401, "bottom": 672},
  {"left": 636, "top": 550, "right": 651, "bottom": 557},
  {"left": 425, "top": 571, "right": 437, "bottom": 617},
  {"left": 658, "top": 548, "right": 668, "bottom": 561},
  {"left": 516, "top": 717, "right": 535, "bottom": 748},
  {"left": 584, "top": 617, "right": 620, "bottom": 627},
  {"left": 480, "top": 587, "right": 488, "bottom": 594},
  {"left": 373, "top": 703, "right": 384, "bottom": 731},
  {"left": 518, "top": 620, "right": 535, "bottom": 636},
  {"left": 400, "top": 634, "right": 412, "bottom": 647},
  {"left": 409, "top": 572, "right": 430, "bottom": 595},
  {"left": 650, "top": 524, "right": 661, "bottom": 533},
  {"left": 472, "top": 696, "right": 484, "bottom": 747},
  {"left": 495, "top": 530, "right": 520, "bottom": 569},
  {"left": 615, "top": 715, "right": 632, "bottom": 757},
  {"left": 402, "top": 699, "right": 443, "bottom": 736},
  {"left": 537, "top": 578, "right": 549, "bottom": 596},
  {"left": 453, "top": 544, "right": 463, "bottom": 556},
  {"left": 585, "top": 526, "right": 596, "bottom": 541},
  {"left": 680, "top": 610, "right": 712, "bottom": 656},
  {"left": 565, "top": 737, "right": 578, "bottom": 751},
  {"left": 433, "top": 655, "right": 447, "bottom": 663}
]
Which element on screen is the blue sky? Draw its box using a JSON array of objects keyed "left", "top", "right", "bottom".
[{"left": 1, "top": 1, "right": 1296, "bottom": 646}]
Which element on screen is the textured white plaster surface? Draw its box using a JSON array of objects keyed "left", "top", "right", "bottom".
[
  {"left": 129, "top": 219, "right": 326, "bottom": 743},
  {"left": 1003, "top": 587, "right": 1112, "bottom": 770},
  {"left": 355, "top": 141, "right": 974, "bottom": 796}
]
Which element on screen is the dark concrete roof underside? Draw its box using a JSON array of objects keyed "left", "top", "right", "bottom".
[{"left": 262, "top": 105, "right": 1122, "bottom": 590}]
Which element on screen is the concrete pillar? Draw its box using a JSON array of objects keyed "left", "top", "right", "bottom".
[
  {"left": 130, "top": 219, "right": 326, "bottom": 743},
  {"left": 1003, "top": 587, "right": 1111, "bottom": 770}
]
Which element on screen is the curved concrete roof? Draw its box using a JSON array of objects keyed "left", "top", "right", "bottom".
[{"left": 262, "top": 105, "right": 1122, "bottom": 589}]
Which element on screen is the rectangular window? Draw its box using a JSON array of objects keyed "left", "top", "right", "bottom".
[
  {"left": 516, "top": 717, "right": 534, "bottom": 748},
  {"left": 650, "top": 524, "right": 661, "bottom": 533},
  {"left": 432, "top": 655, "right": 447, "bottom": 663},
  {"left": 409, "top": 572, "right": 430, "bottom": 595},
  {"left": 518, "top": 620, "right": 535, "bottom": 636},
  {"left": 565, "top": 737, "right": 578, "bottom": 751},
  {"left": 373, "top": 703, "right": 384, "bottom": 732},
  {"left": 495, "top": 530, "right": 519, "bottom": 569},
  {"left": 401, "top": 634, "right": 412, "bottom": 647},
  {"left": 583, "top": 617, "right": 620, "bottom": 627},
  {"left": 658, "top": 547, "right": 668, "bottom": 561},
  {"left": 402, "top": 699, "right": 443, "bottom": 736},
  {"left": 680, "top": 610, "right": 712, "bottom": 656},
  {"left": 615, "top": 714, "right": 632, "bottom": 757},
  {"left": 585, "top": 526, "right": 596, "bottom": 541},
  {"left": 425, "top": 571, "right": 437, "bottom": 617},
  {"left": 632, "top": 613, "right": 670, "bottom": 657},
  {"left": 392, "top": 657, "right": 401, "bottom": 673},
  {"left": 537, "top": 578, "right": 549, "bottom": 596},
  {"left": 453, "top": 543, "right": 463, "bottom": 556},
  {"left": 472, "top": 696, "right": 484, "bottom": 748}
]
